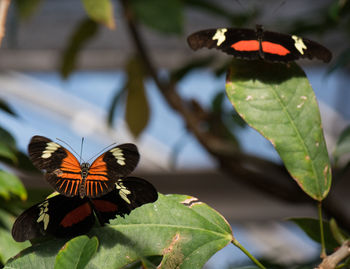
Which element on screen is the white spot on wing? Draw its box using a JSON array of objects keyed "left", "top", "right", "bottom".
[
  {"left": 41, "top": 142, "right": 60, "bottom": 159},
  {"left": 292, "top": 35, "right": 307, "bottom": 55},
  {"left": 37, "top": 200, "right": 50, "bottom": 230},
  {"left": 110, "top": 148, "right": 126, "bottom": 166},
  {"left": 212, "top": 28, "right": 227, "bottom": 46},
  {"left": 116, "top": 180, "right": 131, "bottom": 204}
]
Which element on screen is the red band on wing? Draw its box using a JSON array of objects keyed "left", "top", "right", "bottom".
[
  {"left": 60, "top": 203, "right": 91, "bottom": 227},
  {"left": 231, "top": 40, "right": 259, "bottom": 51},
  {"left": 92, "top": 200, "right": 118, "bottom": 212},
  {"left": 261, "top": 41, "right": 290, "bottom": 55}
]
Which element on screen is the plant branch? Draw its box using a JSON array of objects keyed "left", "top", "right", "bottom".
[
  {"left": 0, "top": 0, "right": 11, "bottom": 46},
  {"left": 318, "top": 241, "right": 350, "bottom": 269}
]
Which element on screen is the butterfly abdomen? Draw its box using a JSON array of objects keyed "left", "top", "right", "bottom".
[{"left": 80, "top": 163, "right": 90, "bottom": 198}]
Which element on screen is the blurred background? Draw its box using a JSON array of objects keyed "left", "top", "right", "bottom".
[{"left": 0, "top": 0, "right": 350, "bottom": 268}]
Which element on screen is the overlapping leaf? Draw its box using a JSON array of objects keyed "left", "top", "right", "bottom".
[{"left": 226, "top": 60, "right": 331, "bottom": 201}]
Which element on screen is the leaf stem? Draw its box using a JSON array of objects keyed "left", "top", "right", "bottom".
[
  {"left": 231, "top": 238, "right": 266, "bottom": 269},
  {"left": 318, "top": 201, "right": 327, "bottom": 258}
]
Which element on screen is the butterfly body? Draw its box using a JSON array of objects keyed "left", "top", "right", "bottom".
[
  {"left": 28, "top": 136, "right": 140, "bottom": 198},
  {"left": 187, "top": 25, "right": 332, "bottom": 63}
]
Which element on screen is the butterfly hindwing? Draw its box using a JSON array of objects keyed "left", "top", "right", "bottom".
[
  {"left": 91, "top": 177, "right": 158, "bottom": 225},
  {"left": 12, "top": 177, "right": 158, "bottom": 242},
  {"left": 12, "top": 194, "right": 95, "bottom": 242},
  {"left": 86, "top": 143, "right": 140, "bottom": 198}
]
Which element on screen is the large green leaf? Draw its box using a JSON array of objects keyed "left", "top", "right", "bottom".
[
  {"left": 125, "top": 56, "right": 150, "bottom": 138},
  {"left": 0, "top": 170, "right": 27, "bottom": 200},
  {"left": 0, "top": 228, "right": 30, "bottom": 264},
  {"left": 5, "top": 194, "right": 233, "bottom": 269},
  {"left": 59, "top": 18, "right": 99, "bottom": 79},
  {"left": 54, "top": 236, "right": 98, "bottom": 269},
  {"left": 130, "top": 0, "right": 183, "bottom": 34},
  {"left": 225, "top": 60, "right": 331, "bottom": 201},
  {"left": 81, "top": 0, "right": 115, "bottom": 29}
]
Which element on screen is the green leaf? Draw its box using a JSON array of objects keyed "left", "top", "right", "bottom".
[
  {"left": 130, "top": 0, "right": 183, "bottom": 34},
  {"left": 59, "top": 18, "right": 99, "bottom": 79},
  {"left": 54, "top": 236, "right": 99, "bottom": 269},
  {"left": 225, "top": 60, "right": 331, "bottom": 201},
  {"left": 0, "top": 228, "right": 30, "bottom": 264},
  {"left": 329, "top": 218, "right": 347, "bottom": 245},
  {"left": 290, "top": 218, "right": 343, "bottom": 252},
  {"left": 14, "top": 0, "right": 43, "bottom": 20},
  {"left": 81, "top": 0, "right": 115, "bottom": 29},
  {"left": 0, "top": 143, "right": 17, "bottom": 164},
  {"left": 125, "top": 56, "right": 150, "bottom": 138},
  {"left": 0, "top": 127, "right": 16, "bottom": 150},
  {"left": 5, "top": 194, "right": 233, "bottom": 269},
  {"left": 0, "top": 170, "right": 27, "bottom": 200}
]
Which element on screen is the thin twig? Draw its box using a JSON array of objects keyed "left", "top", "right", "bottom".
[
  {"left": 232, "top": 238, "right": 266, "bottom": 269},
  {"left": 0, "top": 0, "right": 11, "bottom": 46},
  {"left": 319, "top": 202, "right": 327, "bottom": 259}
]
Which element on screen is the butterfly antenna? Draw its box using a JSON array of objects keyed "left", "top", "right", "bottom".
[
  {"left": 86, "top": 142, "right": 117, "bottom": 163},
  {"left": 56, "top": 138, "right": 86, "bottom": 163},
  {"left": 80, "top": 137, "right": 85, "bottom": 164}
]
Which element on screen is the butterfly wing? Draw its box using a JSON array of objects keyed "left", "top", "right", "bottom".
[
  {"left": 12, "top": 194, "right": 95, "bottom": 242},
  {"left": 86, "top": 143, "right": 140, "bottom": 198},
  {"left": 91, "top": 176, "right": 158, "bottom": 225},
  {"left": 262, "top": 30, "right": 332, "bottom": 63},
  {"left": 28, "top": 136, "right": 82, "bottom": 197},
  {"left": 187, "top": 28, "right": 260, "bottom": 60}
]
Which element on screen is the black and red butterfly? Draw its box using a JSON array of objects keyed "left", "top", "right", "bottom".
[
  {"left": 187, "top": 25, "right": 332, "bottom": 63},
  {"left": 12, "top": 177, "right": 158, "bottom": 242},
  {"left": 28, "top": 135, "right": 140, "bottom": 198}
]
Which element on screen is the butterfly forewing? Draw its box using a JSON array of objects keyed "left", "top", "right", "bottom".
[
  {"left": 86, "top": 143, "right": 140, "bottom": 198},
  {"left": 28, "top": 136, "right": 140, "bottom": 198},
  {"left": 28, "top": 136, "right": 82, "bottom": 197}
]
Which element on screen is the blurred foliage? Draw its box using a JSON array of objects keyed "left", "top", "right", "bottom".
[
  {"left": 81, "top": 0, "right": 115, "bottom": 29},
  {"left": 60, "top": 18, "right": 99, "bottom": 79},
  {"left": 14, "top": 0, "right": 43, "bottom": 20},
  {"left": 290, "top": 218, "right": 345, "bottom": 252},
  {"left": 130, "top": 0, "right": 184, "bottom": 34}
]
